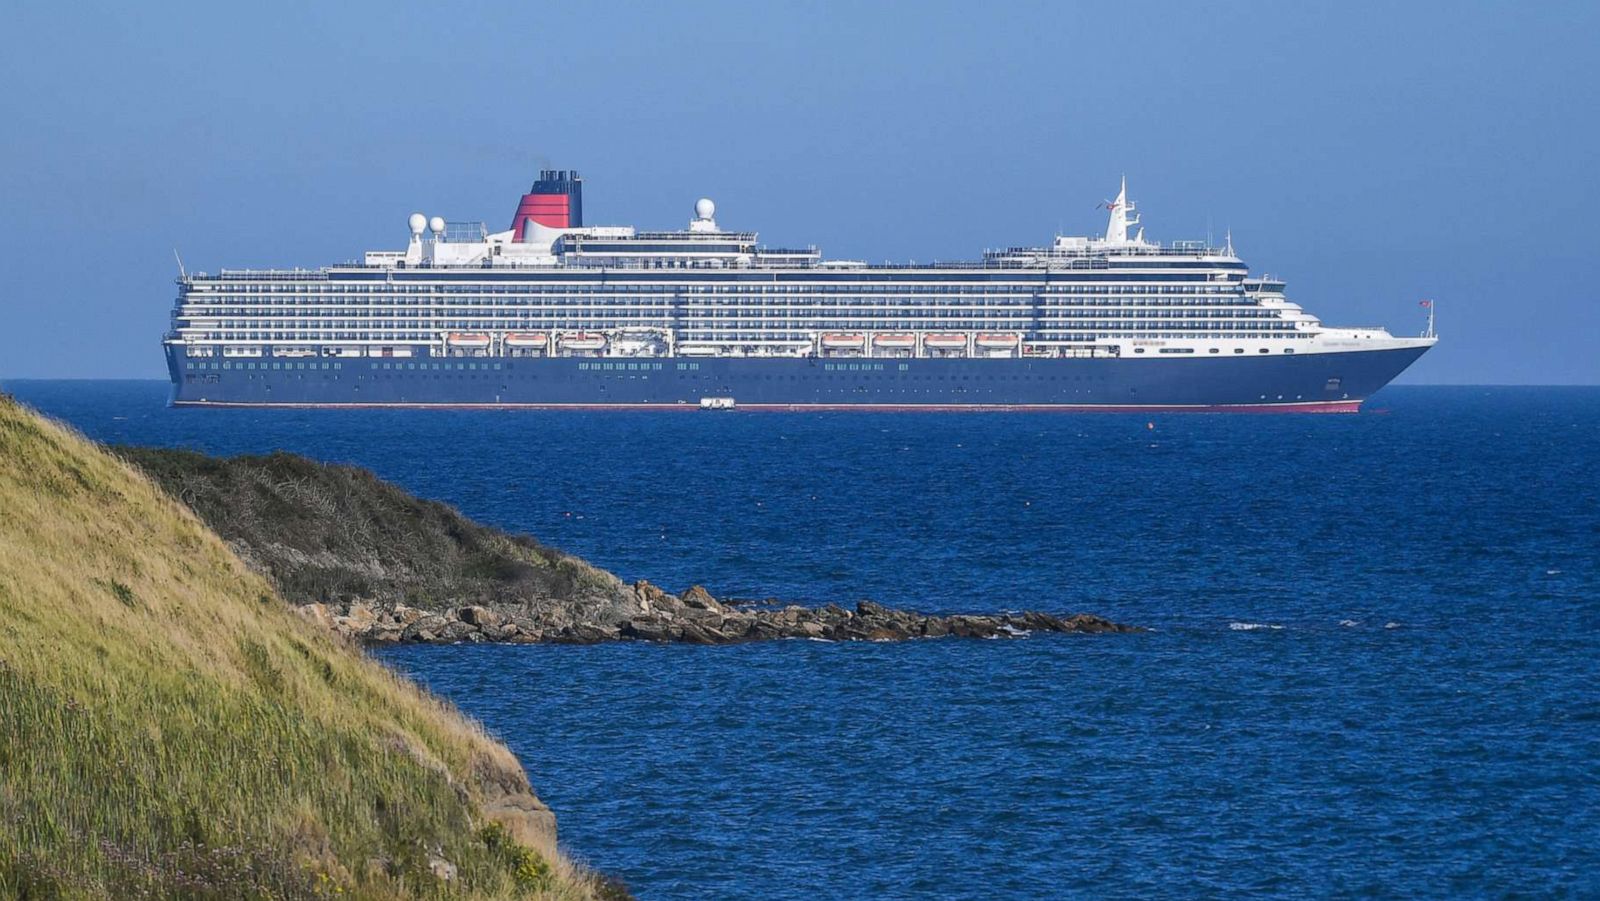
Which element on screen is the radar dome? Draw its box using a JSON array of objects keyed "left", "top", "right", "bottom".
[
  {"left": 428, "top": 216, "right": 446, "bottom": 234},
  {"left": 408, "top": 212, "right": 427, "bottom": 235},
  {"left": 695, "top": 198, "right": 716, "bottom": 220}
]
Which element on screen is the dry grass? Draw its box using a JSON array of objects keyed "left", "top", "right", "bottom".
[{"left": 0, "top": 395, "right": 616, "bottom": 900}]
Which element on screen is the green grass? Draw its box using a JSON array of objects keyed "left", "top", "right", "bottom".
[{"left": 0, "top": 395, "right": 613, "bottom": 900}]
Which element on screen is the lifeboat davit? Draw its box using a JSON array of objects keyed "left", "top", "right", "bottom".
[
  {"left": 504, "top": 332, "right": 549, "bottom": 349},
  {"left": 923, "top": 334, "right": 969, "bottom": 350},
  {"left": 558, "top": 333, "right": 607, "bottom": 352},
  {"left": 820, "top": 333, "right": 865, "bottom": 349},
  {"left": 446, "top": 332, "right": 491, "bottom": 349},
  {"left": 975, "top": 333, "right": 1021, "bottom": 349},
  {"left": 872, "top": 333, "right": 916, "bottom": 349}
]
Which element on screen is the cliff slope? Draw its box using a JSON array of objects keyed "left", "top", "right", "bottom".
[{"left": 0, "top": 396, "right": 618, "bottom": 900}]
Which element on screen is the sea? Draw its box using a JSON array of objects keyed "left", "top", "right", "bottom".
[{"left": 6, "top": 380, "right": 1597, "bottom": 899}]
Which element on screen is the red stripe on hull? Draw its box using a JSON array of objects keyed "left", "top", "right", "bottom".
[{"left": 173, "top": 400, "right": 1365, "bottom": 414}]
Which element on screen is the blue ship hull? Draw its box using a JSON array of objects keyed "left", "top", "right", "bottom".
[{"left": 167, "top": 345, "right": 1428, "bottom": 411}]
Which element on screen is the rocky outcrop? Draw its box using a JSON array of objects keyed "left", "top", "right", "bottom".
[
  {"left": 302, "top": 581, "right": 1139, "bottom": 646},
  {"left": 116, "top": 448, "right": 1137, "bottom": 647}
]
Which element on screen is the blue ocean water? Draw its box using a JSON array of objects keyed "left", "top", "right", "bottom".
[{"left": 7, "top": 380, "right": 1598, "bottom": 898}]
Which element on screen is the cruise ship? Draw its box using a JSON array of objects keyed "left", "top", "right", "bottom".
[{"left": 164, "top": 170, "right": 1435, "bottom": 411}]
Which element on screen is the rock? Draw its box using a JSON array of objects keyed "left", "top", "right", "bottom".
[
  {"left": 296, "top": 603, "right": 333, "bottom": 631},
  {"left": 1015, "top": 611, "right": 1065, "bottom": 632},
  {"left": 344, "top": 603, "right": 378, "bottom": 630},
  {"left": 556, "top": 623, "right": 621, "bottom": 644},
  {"left": 402, "top": 615, "right": 448, "bottom": 642},
  {"left": 336, "top": 586, "right": 1134, "bottom": 647},
  {"left": 621, "top": 618, "right": 672, "bottom": 642},
  {"left": 457, "top": 605, "right": 502, "bottom": 630},
  {"left": 436, "top": 621, "right": 478, "bottom": 643},
  {"left": 1060, "top": 613, "right": 1138, "bottom": 634},
  {"left": 367, "top": 627, "right": 403, "bottom": 643},
  {"left": 676, "top": 622, "right": 723, "bottom": 645},
  {"left": 633, "top": 579, "right": 668, "bottom": 612},
  {"left": 393, "top": 604, "right": 427, "bottom": 626},
  {"left": 678, "top": 606, "right": 724, "bottom": 629},
  {"left": 680, "top": 585, "right": 723, "bottom": 612},
  {"left": 946, "top": 616, "right": 1000, "bottom": 639},
  {"left": 856, "top": 600, "right": 892, "bottom": 619}
]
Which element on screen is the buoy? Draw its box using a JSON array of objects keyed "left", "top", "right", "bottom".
[{"left": 1147, "top": 422, "right": 1155, "bottom": 430}]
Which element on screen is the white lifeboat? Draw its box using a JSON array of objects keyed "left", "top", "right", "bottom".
[
  {"left": 504, "top": 332, "right": 548, "bottom": 349},
  {"left": 872, "top": 333, "right": 916, "bottom": 349},
  {"left": 446, "top": 332, "right": 491, "bottom": 349},
  {"left": 820, "top": 333, "right": 865, "bottom": 349},
  {"left": 558, "top": 333, "right": 608, "bottom": 352},
  {"left": 923, "top": 334, "right": 969, "bottom": 350},
  {"left": 678, "top": 344, "right": 720, "bottom": 357},
  {"left": 975, "top": 333, "right": 1021, "bottom": 350}
]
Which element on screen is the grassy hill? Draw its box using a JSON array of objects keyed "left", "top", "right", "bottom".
[
  {"left": 0, "top": 394, "right": 619, "bottom": 900},
  {"left": 117, "top": 447, "right": 634, "bottom": 618}
]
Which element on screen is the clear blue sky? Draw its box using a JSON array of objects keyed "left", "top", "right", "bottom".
[{"left": 2, "top": 1, "right": 1595, "bottom": 382}]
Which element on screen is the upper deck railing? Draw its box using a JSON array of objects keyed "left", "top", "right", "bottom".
[{"left": 193, "top": 243, "right": 1243, "bottom": 280}]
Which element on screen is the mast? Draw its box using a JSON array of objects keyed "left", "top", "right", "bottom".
[{"left": 1103, "top": 177, "right": 1140, "bottom": 245}]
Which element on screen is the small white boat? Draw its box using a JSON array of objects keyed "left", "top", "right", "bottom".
[
  {"left": 446, "top": 332, "right": 492, "bottom": 349},
  {"left": 699, "top": 396, "right": 736, "bottom": 410},
  {"left": 872, "top": 333, "right": 916, "bottom": 349},
  {"left": 678, "top": 344, "right": 720, "bottom": 357},
  {"left": 923, "top": 334, "right": 969, "bottom": 350}
]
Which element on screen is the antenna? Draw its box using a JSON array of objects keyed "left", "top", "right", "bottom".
[{"left": 173, "top": 248, "right": 187, "bottom": 280}]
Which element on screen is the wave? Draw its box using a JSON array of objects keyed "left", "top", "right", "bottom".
[{"left": 1228, "top": 622, "right": 1285, "bottom": 631}]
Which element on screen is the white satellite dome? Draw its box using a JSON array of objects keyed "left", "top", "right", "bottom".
[
  {"left": 694, "top": 197, "right": 716, "bottom": 220},
  {"left": 428, "top": 216, "right": 446, "bottom": 234},
  {"left": 408, "top": 212, "right": 427, "bottom": 235}
]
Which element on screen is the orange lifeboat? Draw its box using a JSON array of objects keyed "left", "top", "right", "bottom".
[
  {"left": 872, "top": 333, "right": 916, "bottom": 349},
  {"left": 558, "top": 333, "right": 607, "bottom": 352},
  {"left": 820, "top": 333, "right": 865, "bottom": 349},
  {"left": 504, "top": 332, "right": 549, "bottom": 349},
  {"left": 975, "top": 333, "right": 1021, "bottom": 350},
  {"left": 923, "top": 334, "right": 969, "bottom": 350},
  {"left": 446, "top": 332, "right": 491, "bottom": 349}
]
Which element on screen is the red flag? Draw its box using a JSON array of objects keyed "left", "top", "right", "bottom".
[{"left": 1419, "top": 300, "right": 1433, "bottom": 308}]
